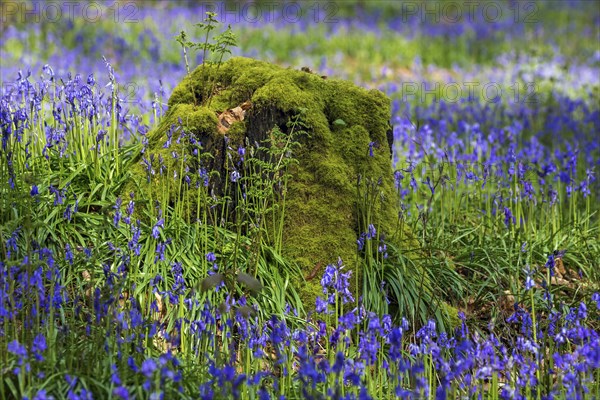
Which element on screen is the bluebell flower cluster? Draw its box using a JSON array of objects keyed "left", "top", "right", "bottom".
[{"left": 3, "top": 227, "right": 594, "bottom": 400}]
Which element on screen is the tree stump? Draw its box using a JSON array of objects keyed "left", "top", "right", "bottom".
[{"left": 126, "top": 57, "right": 419, "bottom": 308}]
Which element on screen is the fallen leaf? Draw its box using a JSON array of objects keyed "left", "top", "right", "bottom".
[{"left": 217, "top": 101, "right": 252, "bottom": 134}]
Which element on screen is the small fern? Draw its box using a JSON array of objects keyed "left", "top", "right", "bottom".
[{"left": 175, "top": 12, "right": 238, "bottom": 107}]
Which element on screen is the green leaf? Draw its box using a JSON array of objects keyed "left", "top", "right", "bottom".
[{"left": 333, "top": 119, "right": 346, "bottom": 126}]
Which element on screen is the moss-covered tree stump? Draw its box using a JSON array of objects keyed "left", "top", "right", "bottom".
[{"left": 126, "top": 57, "right": 429, "bottom": 313}]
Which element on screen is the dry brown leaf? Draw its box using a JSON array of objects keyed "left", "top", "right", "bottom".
[
  {"left": 554, "top": 257, "right": 567, "bottom": 279},
  {"left": 154, "top": 291, "right": 164, "bottom": 317},
  {"left": 82, "top": 270, "right": 91, "bottom": 281},
  {"left": 551, "top": 276, "right": 571, "bottom": 286},
  {"left": 217, "top": 101, "right": 252, "bottom": 134},
  {"left": 118, "top": 290, "right": 129, "bottom": 308},
  {"left": 82, "top": 270, "right": 93, "bottom": 298},
  {"left": 499, "top": 290, "right": 515, "bottom": 315}
]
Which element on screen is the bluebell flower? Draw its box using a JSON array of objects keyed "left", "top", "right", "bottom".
[
  {"left": 32, "top": 334, "right": 46, "bottom": 361},
  {"left": 368, "top": 141, "right": 375, "bottom": 157},
  {"left": 424, "top": 176, "right": 435, "bottom": 195},
  {"left": 366, "top": 224, "right": 376, "bottom": 239},
  {"left": 6, "top": 227, "right": 19, "bottom": 258},
  {"left": 65, "top": 243, "right": 73, "bottom": 265},
  {"left": 67, "top": 388, "right": 94, "bottom": 400},
  {"left": 545, "top": 253, "right": 555, "bottom": 276},
  {"left": 577, "top": 302, "right": 587, "bottom": 320},
  {"left": 155, "top": 241, "right": 169, "bottom": 264},
  {"left": 320, "top": 265, "right": 335, "bottom": 292},
  {"left": 257, "top": 387, "right": 270, "bottom": 400},
  {"left": 237, "top": 146, "right": 246, "bottom": 161},
  {"left": 367, "top": 312, "right": 381, "bottom": 332},
  {"left": 356, "top": 233, "right": 366, "bottom": 251},
  {"left": 127, "top": 356, "right": 138, "bottom": 373},
  {"left": 128, "top": 220, "right": 142, "bottom": 256},
  {"left": 113, "top": 386, "right": 130, "bottom": 399},
  {"left": 141, "top": 358, "right": 157, "bottom": 378},
  {"left": 525, "top": 275, "right": 535, "bottom": 291},
  {"left": 48, "top": 185, "right": 66, "bottom": 205},
  {"left": 394, "top": 170, "right": 404, "bottom": 189},
  {"left": 163, "top": 124, "right": 176, "bottom": 149},
  {"left": 32, "top": 389, "right": 54, "bottom": 400},
  {"left": 339, "top": 310, "right": 359, "bottom": 330},
  {"left": 8, "top": 339, "right": 27, "bottom": 358},
  {"left": 41, "top": 64, "right": 54, "bottom": 79},
  {"left": 113, "top": 197, "right": 123, "bottom": 227},
  {"left": 503, "top": 207, "right": 515, "bottom": 228},
  {"left": 592, "top": 293, "right": 600, "bottom": 310},
  {"left": 206, "top": 252, "right": 217, "bottom": 262},
  {"left": 152, "top": 218, "right": 164, "bottom": 239},
  {"left": 197, "top": 167, "right": 209, "bottom": 187},
  {"left": 111, "top": 363, "right": 122, "bottom": 386},
  {"left": 63, "top": 204, "right": 74, "bottom": 221},
  {"left": 65, "top": 374, "right": 77, "bottom": 389},
  {"left": 410, "top": 174, "right": 418, "bottom": 192},
  {"left": 96, "top": 129, "right": 107, "bottom": 144}
]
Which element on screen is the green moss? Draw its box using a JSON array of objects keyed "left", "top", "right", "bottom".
[
  {"left": 227, "top": 121, "right": 247, "bottom": 144},
  {"left": 440, "top": 302, "right": 462, "bottom": 330}
]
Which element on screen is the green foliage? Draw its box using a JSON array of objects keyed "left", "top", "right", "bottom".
[{"left": 175, "top": 12, "right": 238, "bottom": 107}]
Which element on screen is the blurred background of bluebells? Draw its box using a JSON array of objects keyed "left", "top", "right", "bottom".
[{"left": 1, "top": 0, "right": 600, "bottom": 399}]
